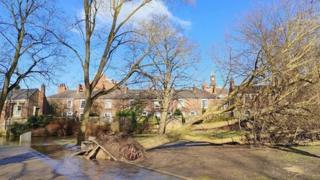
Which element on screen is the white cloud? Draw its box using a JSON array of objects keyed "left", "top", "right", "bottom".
[{"left": 98, "top": 0, "right": 191, "bottom": 28}]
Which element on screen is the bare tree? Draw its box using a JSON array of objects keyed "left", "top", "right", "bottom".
[
  {"left": 52, "top": 0, "right": 153, "bottom": 142},
  {"left": 137, "top": 16, "right": 197, "bottom": 134},
  {"left": 216, "top": 0, "right": 320, "bottom": 144},
  {"left": 0, "top": 0, "right": 62, "bottom": 122}
]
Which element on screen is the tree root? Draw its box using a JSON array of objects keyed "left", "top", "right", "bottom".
[{"left": 73, "top": 134, "right": 145, "bottom": 162}]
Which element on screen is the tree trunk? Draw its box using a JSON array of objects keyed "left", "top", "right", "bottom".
[
  {"left": 0, "top": 92, "right": 8, "bottom": 122},
  {"left": 77, "top": 93, "right": 93, "bottom": 145},
  {"left": 159, "top": 94, "right": 170, "bottom": 134},
  {"left": 0, "top": 77, "right": 10, "bottom": 133}
]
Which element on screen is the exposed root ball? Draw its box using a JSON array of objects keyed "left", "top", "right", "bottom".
[
  {"left": 77, "top": 132, "right": 145, "bottom": 162},
  {"left": 120, "top": 143, "right": 144, "bottom": 161}
]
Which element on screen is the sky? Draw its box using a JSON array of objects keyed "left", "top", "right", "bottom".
[{"left": 42, "top": 0, "right": 260, "bottom": 95}]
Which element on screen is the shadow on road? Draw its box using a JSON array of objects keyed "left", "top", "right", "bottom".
[
  {"left": 148, "top": 140, "right": 228, "bottom": 151},
  {"left": 0, "top": 152, "right": 35, "bottom": 166},
  {"left": 271, "top": 146, "right": 320, "bottom": 159}
]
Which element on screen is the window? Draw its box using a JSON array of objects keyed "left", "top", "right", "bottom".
[
  {"left": 201, "top": 99, "right": 208, "bottom": 109},
  {"left": 67, "top": 111, "right": 73, "bottom": 116},
  {"left": 104, "top": 100, "right": 112, "bottom": 109},
  {"left": 154, "top": 101, "right": 160, "bottom": 109},
  {"left": 177, "top": 99, "right": 185, "bottom": 109},
  {"left": 33, "top": 106, "right": 40, "bottom": 116},
  {"left": 67, "top": 99, "right": 73, "bottom": 108},
  {"left": 13, "top": 104, "right": 22, "bottom": 117},
  {"left": 155, "top": 112, "right": 161, "bottom": 118},
  {"left": 142, "top": 111, "right": 148, "bottom": 117},
  {"left": 190, "top": 111, "right": 197, "bottom": 116},
  {"left": 80, "top": 99, "right": 86, "bottom": 109},
  {"left": 104, "top": 112, "right": 113, "bottom": 122},
  {"left": 129, "top": 99, "right": 134, "bottom": 106}
]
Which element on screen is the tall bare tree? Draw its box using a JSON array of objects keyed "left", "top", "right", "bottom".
[
  {"left": 138, "top": 16, "right": 197, "bottom": 134},
  {"left": 54, "top": 0, "right": 153, "bottom": 142},
  {"left": 0, "top": 0, "right": 62, "bottom": 122}
]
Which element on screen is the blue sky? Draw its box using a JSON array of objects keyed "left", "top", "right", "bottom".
[
  {"left": 42, "top": 0, "right": 259, "bottom": 95},
  {"left": 171, "top": 0, "right": 256, "bottom": 83}
]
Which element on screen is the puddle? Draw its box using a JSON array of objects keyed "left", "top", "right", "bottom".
[{"left": 1, "top": 136, "right": 179, "bottom": 179}]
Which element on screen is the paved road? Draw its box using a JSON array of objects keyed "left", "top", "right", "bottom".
[
  {"left": 0, "top": 146, "right": 179, "bottom": 180},
  {"left": 140, "top": 141, "right": 320, "bottom": 180}
]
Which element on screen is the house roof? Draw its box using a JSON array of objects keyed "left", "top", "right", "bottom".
[
  {"left": 175, "top": 88, "right": 217, "bottom": 99},
  {"left": 48, "top": 88, "right": 218, "bottom": 100},
  {"left": 7, "top": 89, "right": 38, "bottom": 100},
  {"left": 238, "top": 85, "right": 265, "bottom": 94}
]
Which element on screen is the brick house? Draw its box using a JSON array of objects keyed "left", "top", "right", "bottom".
[
  {"left": 47, "top": 75, "right": 226, "bottom": 123},
  {"left": 0, "top": 85, "right": 48, "bottom": 135}
]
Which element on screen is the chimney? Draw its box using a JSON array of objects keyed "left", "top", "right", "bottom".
[
  {"left": 57, "top": 83, "right": 68, "bottom": 94},
  {"left": 192, "top": 85, "right": 198, "bottom": 95},
  {"left": 123, "top": 86, "right": 128, "bottom": 94},
  {"left": 77, "top": 84, "right": 84, "bottom": 93},
  {"left": 40, "top": 84, "right": 46, "bottom": 95},
  {"left": 202, "top": 82, "right": 208, "bottom": 91}
]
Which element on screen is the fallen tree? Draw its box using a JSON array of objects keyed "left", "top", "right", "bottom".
[{"left": 73, "top": 133, "right": 145, "bottom": 162}]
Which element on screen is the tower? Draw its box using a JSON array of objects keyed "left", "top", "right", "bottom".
[
  {"left": 229, "top": 77, "right": 235, "bottom": 94},
  {"left": 210, "top": 72, "right": 216, "bottom": 93}
]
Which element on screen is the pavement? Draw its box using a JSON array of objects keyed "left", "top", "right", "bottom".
[
  {"left": 2, "top": 140, "right": 320, "bottom": 180},
  {"left": 139, "top": 141, "right": 320, "bottom": 180},
  {"left": 0, "top": 145, "right": 179, "bottom": 180},
  {"left": 0, "top": 146, "right": 65, "bottom": 179}
]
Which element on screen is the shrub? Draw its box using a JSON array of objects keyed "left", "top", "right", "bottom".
[
  {"left": 89, "top": 112, "right": 99, "bottom": 117},
  {"left": 116, "top": 109, "right": 137, "bottom": 134},
  {"left": 174, "top": 109, "right": 182, "bottom": 116},
  {"left": 174, "top": 109, "right": 185, "bottom": 124},
  {"left": 26, "top": 115, "right": 50, "bottom": 129},
  {"left": 10, "top": 122, "right": 29, "bottom": 137}
]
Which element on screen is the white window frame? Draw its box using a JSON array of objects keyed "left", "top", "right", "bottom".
[
  {"left": 13, "top": 104, "right": 22, "bottom": 117},
  {"left": 67, "top": 111, "right": 73, "bottom": 116},
  {"left": 142, "top": 111, "right": 148, "bottom": 117},
  {"left": 177, "top": 99, "right": 185, "bottom": 109},
  {"left": 33, "top": 106, "right": 37, "bottom": 116},
  {"left": 201, "top": 99, "right": 208, "bottom": 109},
  {"left": 190, "top": 111, "right": 197, "bottom": 116},
  {"left": 129, "top": 99, "right": 134, "bottom": 106},
  {"left": 67, "top": 98, "right": 73, "bottom": 109},
  {"left": 79, "top": 99, "right": 86, "bottom": 109},
  {"left": 153, "top": 101, "right": 160, "bottom": 109},
  {"left": 104, "top": 112, "right": 113, "bottom": 122},
  {"left": 155, "top": 112, "right": 161, "bottom": 118},
  {"left": 104, "top": 99, "right": 112, "bottom": 109}
]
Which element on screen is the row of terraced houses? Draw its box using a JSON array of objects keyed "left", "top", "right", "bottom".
[{"left": 0, "top": 74, "right": 228, "bottom": 135}]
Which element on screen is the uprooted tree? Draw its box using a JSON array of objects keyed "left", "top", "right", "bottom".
[{"left": 213, "top": 0, "right": 320, "bottom": 144}]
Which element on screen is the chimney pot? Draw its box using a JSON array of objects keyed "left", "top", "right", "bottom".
[
  {"left": 77, "top": 84, "right": 84, "bottom": 93},
  {"left": 57, "top": 83, "right": 68, "bottom": 94}
]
